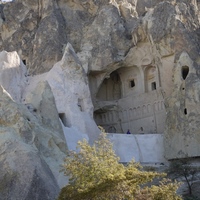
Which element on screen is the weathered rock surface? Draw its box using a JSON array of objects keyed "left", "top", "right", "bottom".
[
  {"left": 0, "top": 0, "right": 67, "bottom": 74},
  {"left": 0, "top": 84, "right": 67, "bottom": 199},
  {"left": 24, "top": 80, "right": 64, "bottom": 139},
  {"left": 88, "top": 0, "right": 200, "bottom": 160},
  {"left": 0, "top": 51, "right": 27, "bottom": 102},
  {"left": 0, "top": 43, "right": 99, "bottom": 199},
  {"left": 164, "top": 52, "right": 200, "bottom": 159},
  {"left": 1, "top": 1, "right": 200, "bottom": 199},
  {"left": 24, "top": 43, "right": 100, "bottom": 144},
  {"left": 1, "top": 0, "right": 200, "bottom": 157}
]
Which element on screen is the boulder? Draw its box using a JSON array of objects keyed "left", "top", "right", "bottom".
[{"left": 0, "top": 85, "right": 67, "bottom": 200}]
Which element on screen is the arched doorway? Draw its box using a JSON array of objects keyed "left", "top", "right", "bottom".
[
  {"left": 144, "top": 66, "right": 158, "bottom": 92},
  {"left": 96, "top": 71, "right": 122, "bottom": 101}
]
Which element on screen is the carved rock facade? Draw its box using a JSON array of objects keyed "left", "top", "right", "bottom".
[
  {"left": 0, "top": 57, "right": 68, "bottom": 199},
  {"left": 1, "top": 3, "right": 200, "bottom": 199}
]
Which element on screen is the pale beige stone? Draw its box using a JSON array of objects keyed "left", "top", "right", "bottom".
[
  {"left": 164, "top": 52, "right": 200, "bottom": 159},
  {"left": 0, "top": 51, "right": 27, "bottom": 102},
  {"left": 0, "top": 84, "right": 67, "bottom": 199},
  {"left": 23, "top": 43, "right": 100, "bottom": 144},
  {"left": 0, "top": 0, "right": 200, "bottom": 175}
]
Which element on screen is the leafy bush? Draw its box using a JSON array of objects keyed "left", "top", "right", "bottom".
[{"left": 58, "top": 132, "right": 182, "bottom": 200}]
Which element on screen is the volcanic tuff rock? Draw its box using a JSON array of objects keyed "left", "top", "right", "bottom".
[
  {"left": 0, "top": 83, "right": 67, "bottom": 200},
  {"left": 164, "top": 52, "right": 200, "bottom": 159},
  {"left": 0, "top": 44, "right": 99, "bottom": 199},
  {"left": 0, "top": 0, "right": 67, "bottom": 74},
  {"left": 0, "top": 51, "right": 27, "bottom": 102},
  {"left": 0, "top": 44, "right": 100, "bottom": 197},
  {"left": 1, "top": 0, "right": 200, "bottom": 199},
  {"left": 24, "top": 43, "right": 100, "bottom": 144}
]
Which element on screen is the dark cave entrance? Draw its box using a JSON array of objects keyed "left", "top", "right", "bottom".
[{"left": 182, "top": 66, "right": 189, "bottom": 80}]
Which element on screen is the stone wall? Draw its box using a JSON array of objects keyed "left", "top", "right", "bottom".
[{"left": 107, "top": 133, "right": 166, "bottom": 164}]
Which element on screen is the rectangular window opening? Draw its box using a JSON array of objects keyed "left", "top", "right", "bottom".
[
  {"left": 130, "top": 79, "right": 135, "bottom": 88},
  {"left": 22, "top": 60, "right": 26, "bottom": 65},
  {"left": 59, "top": 113, "right": 68, "bottom": 127},
  {"left": 151, "top": 82, "right": 156, "bottom": 90}
]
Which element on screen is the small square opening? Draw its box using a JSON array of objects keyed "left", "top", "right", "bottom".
[
  {"left": 151, "top": 82, "right": 156, "bottom": 90},
  {"left": 130, "top": 79, "right": 135, "bottom": 88},
  {"left": 59, "top": 113, "right": 68, "bottom": 127},
  {"left": 22, "top": 60, "right": 26, "bottom": 65},
  {"left": 184, "top": 108, "right": 187, "bottom": 115}
]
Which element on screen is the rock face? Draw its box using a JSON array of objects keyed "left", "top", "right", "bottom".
[
  {"left": 0, "top": 83, "right": 68, "bottom": 199},
  {"left": 1, "top": 0, "right": 200, "bottom": 198},
  {"left": 164, "top": 52, "right": 200, "bottom": 159},
  {"left": 25, "top": 80, "right": 64, "bottom": 137},
  {"left": 0, "top": 44, "right": 99, "bottom": 199},
  {"left": 0, "top": 52, "right": 68, "bottom": 200},
  {"left": 23, "top": 43, "right": 100, "bottom": 144},
  {"left": 0, "top": 0, "right": 67, "bottom": 74},
  {"left": 0, "top": 51, "right": 27, "bottom": 102}
]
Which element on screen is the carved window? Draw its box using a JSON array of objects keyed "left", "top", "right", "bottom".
[
  {"left": 151, "top": 82, "right": 156, "bottom": 90},
  {"left": 130, "top": 79, "right": 135, "bottom": 88},
  {"left": 184, "top": 108, "right": 187, "bottom": 115},
  {"left": 59, "top": 113, "right": 67, "bottom": 127},
  {"left": 182, "top": 66, "right": 189, "bottom": 80},
  {"left": 145, "top": 66, "right": 157, "bottom": 92}
]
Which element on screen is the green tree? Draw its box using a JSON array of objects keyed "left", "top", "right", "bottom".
[
  {"left": 58, "top": 132, "right": 182, "bottom": 200},
  {"left": 169, "top": 159, "right": 199, "bottom": 197}
]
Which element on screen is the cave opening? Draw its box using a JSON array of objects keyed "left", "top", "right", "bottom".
[
  {"left": 96, "top": 70, "right": 122, "bottom": 101},
  {"left": 145, "top": 66, "right": 157, "bottom": 92},
  {"left": 184, "top": 108, "right": 187, "bottom": 115},
  {"left": 22, "top": 60, "right": 26, "bottom": 65},
  {"left": 130, "top": 79, "right": 135, "bottom": 88},
  {"left": 151, "top": 82, "right": 156, "bottom": 90},
  {"left": 59, "top": 113, "right": 68, "bottom": 127},
  {"left": 182, "top": 66, "right": 189, "bottom": 80}
]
